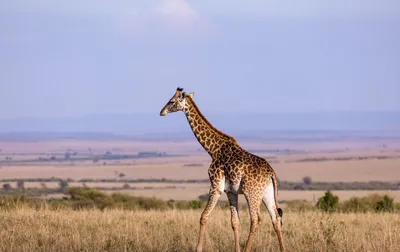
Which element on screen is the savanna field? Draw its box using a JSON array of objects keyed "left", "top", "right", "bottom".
[
  {"left": 0, "top": 207, "right": 399, "bottom": 252},
  {"left": 0, "top": 136, "right": 399, "bottom": 252}
]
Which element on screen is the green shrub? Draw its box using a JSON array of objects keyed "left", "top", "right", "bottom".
[
  {"left": 189, "top": 200, "right": 202, "bottom": 209},
  {"left": 376, "top": 195, "right": 394, "bottom": 212},
  {"left": 131, "top": 195, "right": 169, "bottom": 210},
  {"left": 58, "top": 180, "right": 69, "bottom": 193},
  {"left": 66, "top": 187, "right": 113, "bottom": 210},
  {"left": 316, "top": 191, "right": 339, "bottom": 212},
  {"left": 341, "top": 197, "right": 371, "bottom": 213},
  {"left": 341, "top": 194, "right": 382, "bottom": 213},
  {"left": 168, "top": 200, "right": 189, "bottom": 210},
  {"left": 341, "top": 194, "right": 395, "bottom": 213},
  {"left": 302, "top": 176, "right": 312, "bottom": 185},
  {"left": 65, "top": 187, "right": 170, "bottom": 210},
  {"left": 166, "top": 199, "right": 206, "bottom": 210},
  {"left": 2, "top": 184, "right": 11, "bottom": 192}
]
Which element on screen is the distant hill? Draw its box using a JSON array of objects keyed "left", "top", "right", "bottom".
[{"left": 0, "top": 112, "right": 398, "bottom": 137}]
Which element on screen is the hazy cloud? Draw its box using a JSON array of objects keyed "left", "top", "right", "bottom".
[
  {"left": 115, "top": 0, "right": 216, "bottom": 42},
  {"left": 192, "top": 0, "right": 400, "bottom": 18},
  {"left": 156, "top": 0, "right": 198, "bottom": 19}
]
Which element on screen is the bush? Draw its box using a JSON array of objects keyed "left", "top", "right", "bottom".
[
  {"left": 293, "top": 184, "right": 305, "bottom": 190},
  {"left": 316, "top": 191, "right": 339, "bottom": 212},
  {"left": 128, "top": 195, "right": 169, "bottom": 210},
  {"left": 63, "top": 188, "right": 171, "bottom": 210},
  {"left": 58, "top": 180, "right": 69, "bottom": 193},
  {"left": 341, "top": 194, "right": 395, "bottom": 213},
  {"left": 167, "top": 199, "right": 207, "bottom": 210},
  {"left": 67, "top": 187, "right": 114, "bottom": 210},
  {"left": 189, "top": 200, "right": 202, "bottom": 209},
  {"left": 168, "top": 200, "right": 189, "bottom": 210},
  {"left": 341, "top": 197, "right": 372, "bottom": 213},
  {"left": 376, "top": 195, "right": 394, "bottom": 212},
  {"left": 2, "top": 184, "right": 11, "bottom": 192},
  {"left": 302, "top": 176, "right": 312, "bottom": 185}
]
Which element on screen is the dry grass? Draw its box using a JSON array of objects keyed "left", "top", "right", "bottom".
[{"left": 0, "top": 208, "right": 399, "bottom": 252}]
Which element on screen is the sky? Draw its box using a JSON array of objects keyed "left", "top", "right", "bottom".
[{"left": 0, "top": 0, "right": 399, "bottom": 119}]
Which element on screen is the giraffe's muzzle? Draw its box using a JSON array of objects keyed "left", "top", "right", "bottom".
[{"left": 160, "top": 109, "right": 168, "bottom": 116}]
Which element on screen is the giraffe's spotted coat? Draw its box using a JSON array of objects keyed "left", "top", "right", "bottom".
[{"left": 160, "top": 88, "right": 285, "bottom": 252}]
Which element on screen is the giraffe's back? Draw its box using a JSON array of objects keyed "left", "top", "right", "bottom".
[{"left": 221, "top": 143, "right": 277, "bottom": 194}]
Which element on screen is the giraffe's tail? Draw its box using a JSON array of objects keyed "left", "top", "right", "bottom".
[
  {"left": 277, "top": 207, "right": 283, "bottom": 225},
  {"left": 271, "top": 175, "right": 283, "bottom": 226}
]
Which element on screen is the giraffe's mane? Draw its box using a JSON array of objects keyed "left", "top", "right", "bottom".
[{"left": 186, "top": 96, "right": 234, "bottom": 141}]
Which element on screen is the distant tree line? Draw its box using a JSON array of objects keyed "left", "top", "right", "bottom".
[{"left": 0, "top": 177, "right": 399, "bottom": 191}]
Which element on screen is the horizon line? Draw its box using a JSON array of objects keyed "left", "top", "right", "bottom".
[{"left": 0, "top": 110, "right": 399, "bottom": 120}]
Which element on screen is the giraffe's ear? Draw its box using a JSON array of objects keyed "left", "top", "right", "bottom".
[{"left": 187, "top": 92, "right": 194, "bottom": 98}]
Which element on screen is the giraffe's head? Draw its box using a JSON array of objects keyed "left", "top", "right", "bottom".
[{"left": 160, "top": 87, "right": 194, "bottom": 116}]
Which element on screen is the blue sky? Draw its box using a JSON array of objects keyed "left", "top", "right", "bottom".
[{"left": 0, "top": 0, "right": 399, "bottom": 119}]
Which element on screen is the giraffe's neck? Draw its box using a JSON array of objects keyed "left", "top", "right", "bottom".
[{"left": 184, "top": 97, "right": 232, "bottom": 157}]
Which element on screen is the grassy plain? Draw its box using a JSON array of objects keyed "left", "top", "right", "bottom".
[
  {"left": 0, "top": 136, "right": 399, "bottom": 203},
  {"left": 0, "top": 208, "right": 399, "bottom": 252},
  {"left": 0, "top": 134, "right": 399, "bottom": 251}
]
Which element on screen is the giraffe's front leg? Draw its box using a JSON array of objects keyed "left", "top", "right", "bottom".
[{"left": 196, "top": 181, "right": 223, "bottom": 252}]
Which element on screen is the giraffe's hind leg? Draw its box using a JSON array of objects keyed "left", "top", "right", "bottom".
[
  {"left": 243, "top": 192, "right": 263, "bottom": 252},
  {"left": 227, "top": 192, "right": 241, "bottom": 252},
  {"left": 262, "top": 179, "right": 285, "bottom": 252}
]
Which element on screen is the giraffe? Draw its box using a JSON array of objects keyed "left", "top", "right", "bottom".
[{"left": 160, "top": 87, "right": 285, "bottom": 252}]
